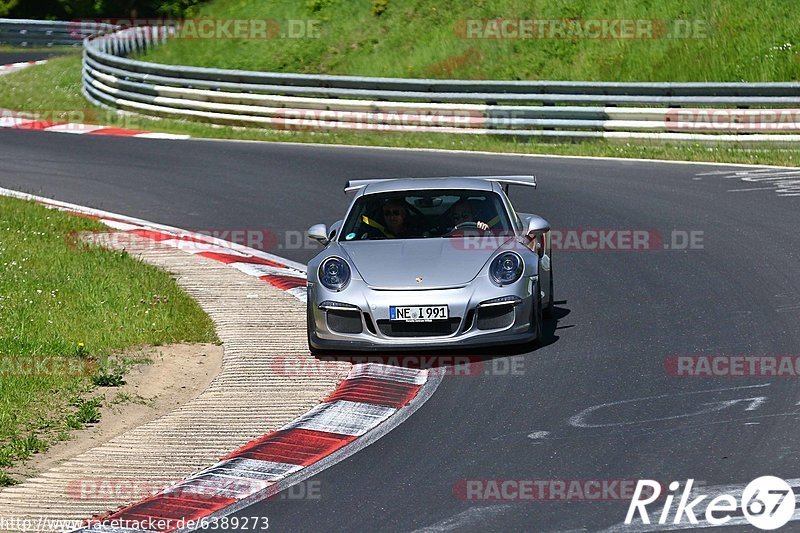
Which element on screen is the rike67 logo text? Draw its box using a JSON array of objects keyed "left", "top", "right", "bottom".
[{"left": 626, "top": 477, "right": 796, "bottom": 530}]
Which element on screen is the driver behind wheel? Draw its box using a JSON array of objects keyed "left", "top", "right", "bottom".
[{"left": 449, "top": 199, "right": 489, "bottom": 231}]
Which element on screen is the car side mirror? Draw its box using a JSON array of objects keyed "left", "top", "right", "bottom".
[
  {"left": 525, "top": 215, "right": 550, "bottom": 236},
  {"left": 307, "top": 224, "right": 329, "bottom": 245}
]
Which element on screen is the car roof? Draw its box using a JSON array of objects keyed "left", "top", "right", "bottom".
[{"left": 360, "top": 177, "right": 496, "bottom": 195}]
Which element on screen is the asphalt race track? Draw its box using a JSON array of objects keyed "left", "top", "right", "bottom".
[
  {"left": 1, "top": 129, "right": 799, "bottom": 532},
  {"left": 0, "top": 50, "right": 68, "bottom": 65}
]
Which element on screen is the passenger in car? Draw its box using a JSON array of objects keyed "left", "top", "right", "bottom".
[{"left": 381, "top": 199, "right": 418, "bottom": 238}]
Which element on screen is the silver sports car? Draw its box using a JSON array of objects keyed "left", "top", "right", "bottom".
[{"left": 306, "top": 175, "right": 553, "bottom": 352}]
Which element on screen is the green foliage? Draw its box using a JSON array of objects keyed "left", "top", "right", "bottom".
[
  {"left": 0, "top": 471, "right": 20, "bottom": 486},
  {"left": 371, "top": 0, "right": 388, "bottom": 16},
  {"left": 6, "top": 0, "right": 204, "bottom": 19},
  {"left": 306, "top": 0, "right": 335, "bottom": 13},
  {"left": 92, "top": 368, "right": 126, "bottom": 387},
  {"left": 0, "top": 0, "right": 19, "bottom": 17},
  {"left": 155, "top": 0, "right": 206, "bottom": 18},
  {"left": 71, "top": 398, "right": 103, "bottom": 424}
]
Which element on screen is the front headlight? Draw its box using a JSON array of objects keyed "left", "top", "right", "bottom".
[
  {"left": 490, "top": 252, "right": 524, "bottom": 286},
  {"left": 319, "top": 256, "right": 351, "bottom": 291}
]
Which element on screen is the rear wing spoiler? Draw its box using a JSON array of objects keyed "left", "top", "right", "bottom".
[{"left": 344, "top": 175, "right": 536, "bottom": 193}]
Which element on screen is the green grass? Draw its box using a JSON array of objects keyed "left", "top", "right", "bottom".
[
  {"left": 0, "top": 196, "right": 218, "bottom": 484},
  {"left": 0, "top": 53, "right": 86, "bottom": 111},
  {"left": 138, "top": 0, "right": 800, "bottom": 82}
]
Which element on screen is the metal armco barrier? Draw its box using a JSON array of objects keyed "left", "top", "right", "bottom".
[
  {"left": 18, "top": 23, "right": 800, "bottom": 141},
  {"left": 0, "top": 18, "right": 116, "bottom": 47}
]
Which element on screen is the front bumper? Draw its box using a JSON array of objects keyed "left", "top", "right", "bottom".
[{"left": 308, "top": 275, "right": 538, "bottom": 351}]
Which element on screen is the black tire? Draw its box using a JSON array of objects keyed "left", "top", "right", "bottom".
[
  {"left": 307, "top": 307, "right": 322, "bottom": 355},
  {"left": 533, "top": 282, "right": 543, "bottom": 345},
  {"left": 307, "top": 333, "right": 321, "bottom": 355},
  {"left": 543, "top": 255, "right": 555, "bottom": 318}
]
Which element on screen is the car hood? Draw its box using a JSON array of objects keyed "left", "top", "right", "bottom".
[{"left": 340, "top": 238, "right": 509, "bottom": 289}]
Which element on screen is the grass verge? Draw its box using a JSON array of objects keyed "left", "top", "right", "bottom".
[{"left": 0, "top": 195, "right": 218, "bottom": 485}]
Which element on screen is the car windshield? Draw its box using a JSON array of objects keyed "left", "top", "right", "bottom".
[{"left": 339, "top": 189, "right": 513, "bottom": 241}]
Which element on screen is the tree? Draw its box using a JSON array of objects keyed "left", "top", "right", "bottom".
[
  {"left": 6, "top": 0, "right": 205, "bottom": 19},
  {"left": 0, "top": 0, "right": 19, "bottom": 17}
]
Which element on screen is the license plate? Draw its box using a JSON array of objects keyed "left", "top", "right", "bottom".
[{"left": 390, "top": 305, "right": 449, "bottom": 322}]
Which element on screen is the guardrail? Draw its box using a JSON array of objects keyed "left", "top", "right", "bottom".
[
  {"left": 53, "top": 25, "right": 800, "bottom": 142},
  {"left": 0, "top": 18, "right": 116, "bottom": 47}
]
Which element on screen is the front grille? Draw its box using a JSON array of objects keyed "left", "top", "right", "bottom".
[
  {"left": 327, "top": 310, "right": 363, "bottom": 334},
  {"left": 476, "top": 304, "right": 515, "bottom": 330},
  {"left": 377, "top": 318, "right": 461, "bottom": 337}
]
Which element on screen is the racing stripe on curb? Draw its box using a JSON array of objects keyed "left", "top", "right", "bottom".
[
  {"left": 79, "top": 365, "right": 428, "bottom": 533},
  {"left": 324, "top": 377, "right": 422, "bottom": 408},
  {"left": 223, "top": 429, "right": 356, "bottom": 466}
]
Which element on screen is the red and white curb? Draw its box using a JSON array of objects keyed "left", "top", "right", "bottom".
[
  {"left": 0, "top": 108, "right": 190, "bottom": 139},
  {"left": 1, "top": 60, "right": 186, "bottom": 138},
  {"left": 79, "top": 364, "right": 433, "bottom": 533},
  {"left": 0, "top": 59, "right": 47, "bottom": 75},
  {"left": 0, "top": 187, "right": 443, "bottom": 532}
]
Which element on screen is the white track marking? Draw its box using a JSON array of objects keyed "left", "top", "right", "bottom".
[
  {"left": 569, "top": 384, "right": 772, "bottom": 429},
  {"left": 697, "top": 168, "right": 800, "bottom": 196},
  {"left": 527, "top": 430, "right": 551, "bottom": 440}
]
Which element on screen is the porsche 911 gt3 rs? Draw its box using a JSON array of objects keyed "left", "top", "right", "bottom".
[{"left": 306, "top": 175, "right": 552, "bottom": 352}]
